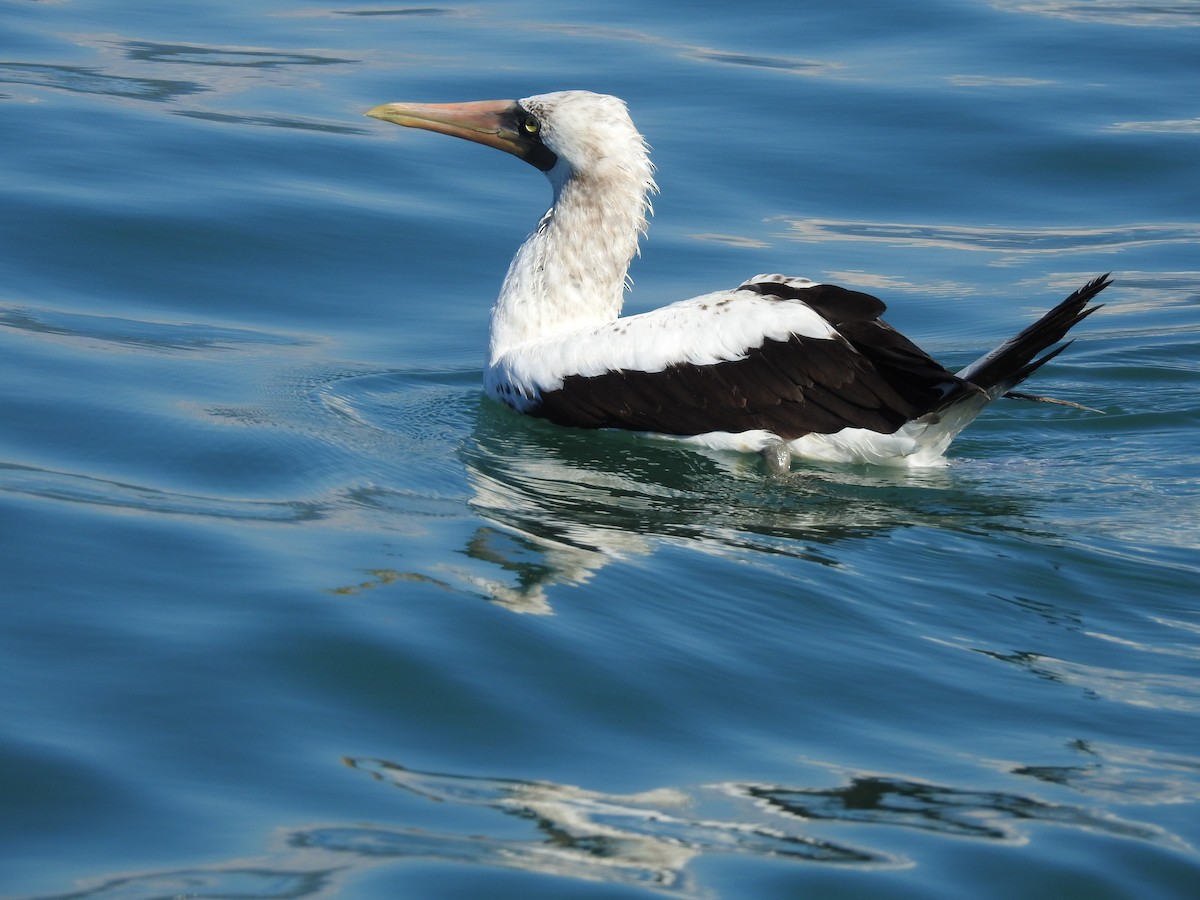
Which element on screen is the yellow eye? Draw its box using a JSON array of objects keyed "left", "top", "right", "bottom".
[{"left": 523, "top": 116, "right": 540, "bottom": 135}]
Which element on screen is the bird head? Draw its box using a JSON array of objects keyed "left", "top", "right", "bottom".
[{"left": 367, "top": 90, "right": 652, "bottom": 190}]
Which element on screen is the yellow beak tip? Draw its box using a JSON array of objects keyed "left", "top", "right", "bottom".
[{"left": 365, "top": 104, "right": 395, "bottom": 122}]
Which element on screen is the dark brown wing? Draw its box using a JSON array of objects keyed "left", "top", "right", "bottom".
[{"left": 532, "top": 281, "right": 969, "bottom": 439}]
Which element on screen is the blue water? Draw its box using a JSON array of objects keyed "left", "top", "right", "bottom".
[{"left": 2, "top": 1, "right": 1199, "bottom": 897}]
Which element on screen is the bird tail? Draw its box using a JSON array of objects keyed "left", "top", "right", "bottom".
[
  {"left": 899, "top": 274, "right": 1110, "bottom": 464},
  {"left": 953, "top": 273, "right": 1110, "bottom": 399}
]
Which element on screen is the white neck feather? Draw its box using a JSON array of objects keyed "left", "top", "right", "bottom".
[{"left": 488, "top": 158, "right": 655, "bottom": 365}]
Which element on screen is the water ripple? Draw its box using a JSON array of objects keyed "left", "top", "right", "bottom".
[
  {"left": 529, "top": 22, "right": 841, "bottom": 77},
  {"left": 1106, "top": 117, "right": 1200, "bottom": 134},
  {"left": 1013, "top": 739, "right": 1200, "bottom": 805},
  {"left": 174, "top": 109, "right": 369, "bottom": 134},
  {"left": 0, "top": 61, "right": 202, "bottom": 102},
  {"left": 969, "top": 646, "right": 1200, "bottom": 712},
  {"left": 344, "top": 758, "right": 892, "bottom": 879},
  {"left": 0, "top": 462, "right": 323, "bottom": 523},
  {"left": 120, "top": 40, "right": 353, "bottom": 68},
  {"left": 29, "top": 753, "right": 1190, "bottom": 899},
  {"left": 991, "top": 0, "right": 1200, "bottom": 27},
  {"left": 742, "top": 773, "right": 1183, "bottom": 847},
  {"left": 332, "top": 7, "right": 456, "bottom": 17},
  {"left": 0, "top": 305, "right": 310, "bottom": 353},
  {"left": 774, "top": 217, "right": 1200, "bottom": 256}
]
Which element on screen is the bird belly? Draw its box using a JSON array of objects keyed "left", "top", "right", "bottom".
[{"left": 678, "top": 426, "right": 937, "bottom": 467}]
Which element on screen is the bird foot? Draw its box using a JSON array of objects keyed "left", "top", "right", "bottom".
[{"left": 760, "top": 440, "right": 792, "bottom": 475}]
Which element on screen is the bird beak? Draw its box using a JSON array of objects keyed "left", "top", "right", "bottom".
[{"left": 366, "top": 99, "right": 526, "bottom": 158}]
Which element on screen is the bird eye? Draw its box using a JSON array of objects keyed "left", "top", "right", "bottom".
[{"left": 523, "top": 115, "right": 541, "bottom": 135}]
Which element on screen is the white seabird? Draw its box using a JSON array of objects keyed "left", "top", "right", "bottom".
[{"left": 367, "top": 90, "right": 1108, "bottom": 468}]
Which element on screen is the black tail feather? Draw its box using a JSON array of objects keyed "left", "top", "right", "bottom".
[{"left": 955, "top": 273, "right": 1110, "bottom": 398}]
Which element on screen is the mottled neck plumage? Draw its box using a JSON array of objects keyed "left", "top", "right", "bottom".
[{"left": 488, "top": 156, "right": 654, "bottom": 365}]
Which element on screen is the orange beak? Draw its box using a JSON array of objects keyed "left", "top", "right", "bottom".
[
  {"left": 367, "top": 99, "right": 529, "bottom": 158},
  {"left": 367, "top": 98, "right": 558, "bottom": 171}
]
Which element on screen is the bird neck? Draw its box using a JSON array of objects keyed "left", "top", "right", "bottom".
[{"left": 488, "top": 165, "right": 653, "bottom": 364}]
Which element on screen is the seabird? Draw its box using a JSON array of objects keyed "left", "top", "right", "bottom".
[{"left": 367, "top": 90, "right": 1108, "bottom": 468}]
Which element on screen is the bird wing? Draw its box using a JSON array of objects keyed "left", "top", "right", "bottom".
[{"left": 491, "top": 276, "right": 969, "bottom": 440}]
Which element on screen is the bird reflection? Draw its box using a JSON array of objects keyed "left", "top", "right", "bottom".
[
  {"left": 435, "top": 399, "right": 1047, "bottom": 612},
  {"left": 30, "top": 753, "right": 1189, "bottom": 900},
  {"left": 744, "top": 775, "right": 1177, "bottom": 844},
  {"left": 323, "top": 377, "right": 1055, "bottom": 613}
]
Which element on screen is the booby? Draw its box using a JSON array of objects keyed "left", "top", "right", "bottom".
[{"left": 367, "top": 90, "right": 1108, "bottom": 468}]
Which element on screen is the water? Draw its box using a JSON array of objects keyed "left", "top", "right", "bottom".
[{"left": 2, "top": 1, "right": 1198, "bottom": 897}]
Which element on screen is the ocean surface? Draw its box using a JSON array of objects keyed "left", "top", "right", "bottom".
[{"left": 2, "top": 1, "right": 1198, "bottom": 897}]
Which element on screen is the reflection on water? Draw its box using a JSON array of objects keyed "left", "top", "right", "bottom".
[
  {"left": 340, "top": 757, "right": 889, "bottom": 880},
  {"left": 774, "top": 217, "right": 1200, "bottom": 258},
  {"left": 969, "top": 646, "right": 1200, "bottom": 712},
  {"left": 321, "top": 377, "right": 1070, "bottom": 613},
  {"left": 526, "top": 22, "right": 842, "bottom": 78},
  {"left": 173, "top": 109, "right": 369, "bottom": 133},
  {"left": 31, "top": 748, "right": 1192, "bottom": 900},
  {"left": 0, "top": 61, "right": 202, "bottom": 102},
  {"left": 1105, "top": 116, "right": 1200, "bottom": 134},
  {"left": 746, "top": 774, "right": 1181, "bottom": 846},
  {"left": 417, "top": 399, "right": 1049, "bottom": 612},
  {"left": 119, "top": 41, "right": 352, "bottom": 68},
  {"left": 0, "top": 462, "right": 324, "bottom": 523},
  {"left": 1, "top": 34, "right": 360, "bottom": 133},
  {"left": 1015, "top": 739, "right": 1200, "bottom": 805},
  {"left": 0, "top": 305, "right": 311, "bottom": 353},
  {"left": 34, "top": 867, "right": 333, "bottom": 900},
  {"left": 332, "top": 7, "right": 457, "bottom": 17},
  {"left": 673, "top": 47, "right": 832, "bottom": 74},
  {"left": 990, "top": 0, "right": 1200, "bottom": 27}
]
